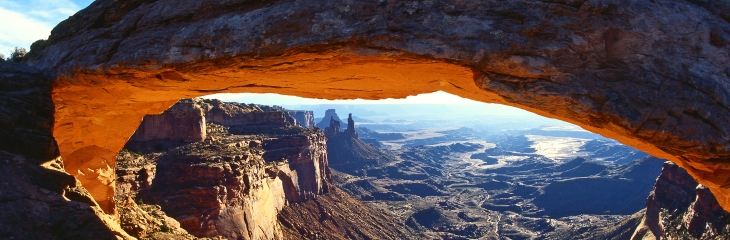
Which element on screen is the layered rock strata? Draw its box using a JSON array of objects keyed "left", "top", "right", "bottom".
[
  {"left": 0, "top": 61, "right": 131, "bottom": 239},
  {"left": 129, "top": 98, "right": 207, "bottom": 143},
  {"left": 287, "top": 110, "right": 316, "bottom": 128},
  {"left": 203, "top": 99, "right": 297, "bottom": 133},
  {"left": 117, "top": 99, "right": 330, "bottom": 239},
  {"left": 632, "top": 162, "right": 730, "bottom": 239}
]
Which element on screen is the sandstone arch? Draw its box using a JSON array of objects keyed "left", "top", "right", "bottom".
[{"left": 24, "top": 0, "right": 730, "bottom": 215}]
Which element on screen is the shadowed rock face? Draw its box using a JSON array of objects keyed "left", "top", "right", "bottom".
[
  {"left": 129, "top": 98, "right": 207, "bottom": 144},
  {"left": 0, "top": 61, "right": 132, "bottom": 239},
  {"left": 287, "top": 110, "right": 316, "bottom": 128},
  {"left": 18, "top": 0, "right": 730, "bottom": 213},
  {"left": 632, "top": 162, "right": 730, "bottom": 239}
]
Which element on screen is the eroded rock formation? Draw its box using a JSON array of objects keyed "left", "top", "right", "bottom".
[
  {"left": 343, "top": 113, "right": 358, "bottom": 139},
  {"left": 279, "top": 186, "right": 417, "bottom": 239},
  {"left": 116, "top": 99, "right": 330, "bottom": 239},
  {"left": 324, "top": 113, "right": 398, "bottom": 175},
  {"left": 129, "top": 98, "right": 207, "bottom": 144},
  {"left": 316, "top": 109, "right": 344, "bottom": 130},
  {"left": 4, "top": 0, "right": 730, "bottom": 228},
  {"left": 632, "top": 162, "right": 730, "bottom": 239},
  {"left": 287, "top": 110, "right": 316, "bottom": 128},
  {"left": 204, "top": 99, "right": 297, "bottom": 132},
  {"left": 323, "top": 117, "right": 341, "bottom": 139},
  {"left": 0, "top": 61, "right": 132, "bottom": 239}
]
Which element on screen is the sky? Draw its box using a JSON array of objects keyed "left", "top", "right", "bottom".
[
  {"left": 0, "top": 0, "right": 93, "bottom": 56},
  {"left": 203, "top": 91, "right": 486, "bottom": 105}
]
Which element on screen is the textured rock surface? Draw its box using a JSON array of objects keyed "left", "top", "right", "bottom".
[
  {"left": 0, "top": 62, "right": 58, "bottom": 161},
  {"left": 326, "top": 115, "right": 398, "bottom": 175},
  {"left": 204, "top": 99, "right": 297, "bottom": 131},
  {"left": 262, "top": 134, "right": 331, "bottom": 202},
  {"left": 17, "top": 0, "right": 730, "bottom": 211},
  {"left": 0, "top": 61, "right": 132, "bottom": 239},
  {"left": 632, "top": 162, "right": 730, "bottom": 239},
  {"left": 323, "top": 117, "right": 341, "bottom": 139},
  {"left": 116, "top": 196, "right": 193, "bottom": 239},
  {"left": 129, "top": 98, "right": 207, "bottom": 144},
  {"left": 279, "top": 186, "right": 417, "bottom": 240},
  {"left": 121, "top": 132, "right": 329, "bottom": 239},
  {"left": 116, "top": 99, "right": 330, "bottom": 238},
  {"left": 287, "top": 110, "right": 316, "bottom": 128}
]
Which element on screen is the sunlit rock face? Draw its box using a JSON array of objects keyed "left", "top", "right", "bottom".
[
  {"left": 0, "top": 61, "right": 132, "bottom": 239},
  {"left": 21, "top": 0, "right": 730, "bottom": 212},
  {"left": 129, "top": 98, "right": 207, "bottom": 143},
  {"left": 203, "top": 99, "right": 296, "bottom": 130},
  {"left": 117, "top": 99, "right": 330, "bottom": 238},
  {"left": 632, "top": 162, "right": 730, "bottom": 239}
]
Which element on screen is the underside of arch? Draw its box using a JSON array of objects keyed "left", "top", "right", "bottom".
[{"left": 23, "top": 0, "right": 730, "bottom": 215}]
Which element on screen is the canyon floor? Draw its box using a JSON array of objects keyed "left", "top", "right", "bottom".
[
  {"left": 330, "top": 126, "right": 663, "bottom": 239},
  {"left": 112, "top": 101, "right": 729, "bottom": 239},
  {"left": 320, "top": 107, "right": 665, "bottom": 239}
]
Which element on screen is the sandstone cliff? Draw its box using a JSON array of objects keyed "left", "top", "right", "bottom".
[
  {"left": 20, "top": 0, "right": 730, "bottom": 214},
  {"left": 116, "top": 99, "right": 331, "bottom": 239},
  {"left": 632, "top": 162, "right": 730, "bottom": 239},
  {"left": 0, "top": 61, "right": 131, "bottom": 239},
  {"left": 287, "top": 110, "right": 316, "bottom": 128},
  {"left": 127, "top": 98, "right": 208, "bottom": 148}
]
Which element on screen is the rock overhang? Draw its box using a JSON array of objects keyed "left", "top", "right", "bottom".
[{"left": 21, "top": 0, "right": 730, "bottom": 213}]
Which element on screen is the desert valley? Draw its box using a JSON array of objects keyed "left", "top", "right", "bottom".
[{"left": 2, "top": 0, "right": 730, "bottom": 239}]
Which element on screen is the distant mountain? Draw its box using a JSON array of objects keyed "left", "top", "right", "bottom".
[
  {"left": 324, "top": 113, "right": 398, "bottom": 175},
  {"left": 315, "top": 109, "right": 345, "bottom": 129}
]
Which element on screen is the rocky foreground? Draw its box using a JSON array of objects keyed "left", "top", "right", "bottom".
[{"left": 114, "top": 98, "right": 415, "bottom": 239}]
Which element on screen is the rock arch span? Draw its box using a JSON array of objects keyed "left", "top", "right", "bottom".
[{"left": 24, "top": 0, "right": 730, "bottom": 215}]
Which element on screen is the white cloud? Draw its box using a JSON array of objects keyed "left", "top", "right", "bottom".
[
  {"left": 0, "top": 0, "right": 84, "bottom": 54},
  {"left": 0, "top": 7, "right": 53, "bottom": 54}
]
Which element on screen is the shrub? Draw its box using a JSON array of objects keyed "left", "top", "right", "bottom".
[
  {"left": 9, "top": 47, "right": 26, "bottom": 62},
  {"left": 159, "top": 220, "right": 170, "bottom": 232}
]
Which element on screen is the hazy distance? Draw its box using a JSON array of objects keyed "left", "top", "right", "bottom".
[{"left": 202, "top": 91, "right": 581, "bottom": 133}]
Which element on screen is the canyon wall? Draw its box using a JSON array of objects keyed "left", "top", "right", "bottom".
[
  {"left": 287, "top": 110, "right": 316, "bottom": 128},
  {"left": 632, "top": 162, "right": 730, "bottom": 239},
  {"left": 129, "top": 98, "right": 207, "bottom": 143},
  {"left": 0, "top": 61, "right": 131, "bottom": 239},
  {"left": 116, "top": 98, "right": 330, "bottom": 239},
  {"left": 204, "top": 99, "right": 296, "bottom": 130}
]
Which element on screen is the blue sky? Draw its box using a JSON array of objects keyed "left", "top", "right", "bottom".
[{"left": 0, "top": 0, "right": 93, "bottom": 56}]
